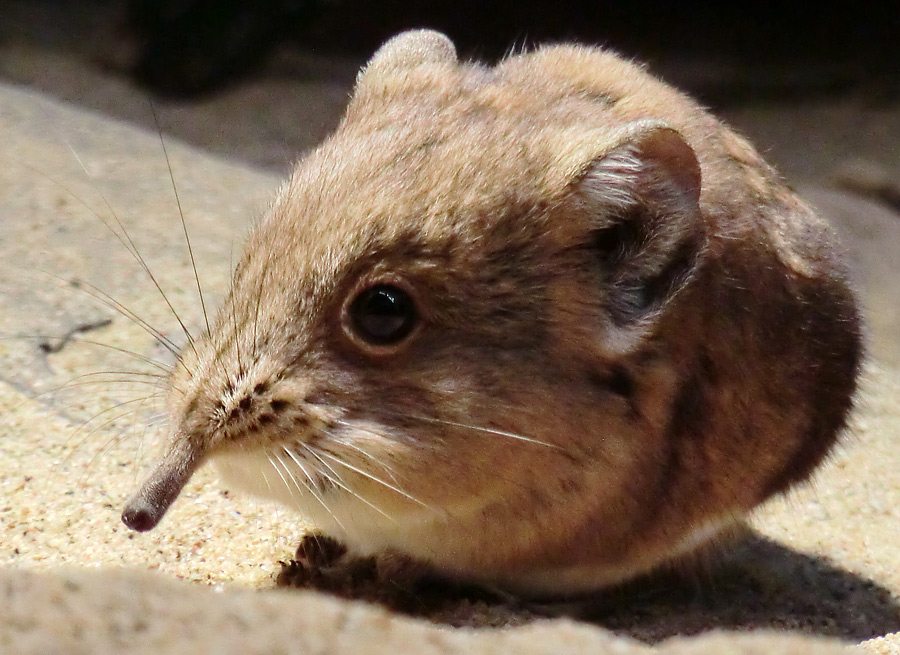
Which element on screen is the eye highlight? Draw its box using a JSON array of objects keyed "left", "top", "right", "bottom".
[{"left": 347, "top": 283, "right": 417, "bottom": 346}]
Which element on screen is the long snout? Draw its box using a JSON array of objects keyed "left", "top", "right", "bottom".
[{"left": 121, "top": 439, "right": 203, "bottom": 532}]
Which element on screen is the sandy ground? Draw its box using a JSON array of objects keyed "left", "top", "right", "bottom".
[{"left": 0, "top": 20, "right": 898, "bottom": 655}]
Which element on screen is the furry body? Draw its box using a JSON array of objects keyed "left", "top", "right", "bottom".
[{"left": 123, "top": 31, "right": 861, "bottom": 595}]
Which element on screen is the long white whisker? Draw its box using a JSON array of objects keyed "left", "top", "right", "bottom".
[
  {"left": 46, "top": 377, "right": 164, "bottom": 392},
  {"left": 286, "top": 445, "right": 346, "bottom": 488},
  {"left": 267, "top": 452, "right": 314, "bottom": 535},
  {"left": 330, "top": 427, "right": 404, "bottom": 487},
  {"left": 294, "top": 444, "right": 396, "bottom": 523},
  {"left": 75, "top": 425, "right": 133, "bottom": 487},
  {"left": 257, "top": 454, "right": 277, "bottom": 497},
  {"left": 268, "top": 452, "right": 302, "bottom": 499},
  {"left": 317, "top": 449, "right": 436, "bottom": 513},
  {"left": 78, "top": 279, "right": 182, "bottom": 358},
  {"left": 16, "top": 371, "right": 164, "bottom": 408},
  {"left": 272, "top": 450, "right": 346, "bottom": 532},
  {"left": 377, "top": 410, "right": 562, "bottom": 450},
  {"left": 69, "top": 394, "right": 161, "bottom": 438},
  {"left": 3, "top": 158, "right": 187, "bottom": 361}
]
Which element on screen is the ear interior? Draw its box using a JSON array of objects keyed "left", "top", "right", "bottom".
[{"left": 577, "top": 125, "right": 705, "bottom": 335}]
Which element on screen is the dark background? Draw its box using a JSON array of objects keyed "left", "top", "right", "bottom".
[
  {"left": 3, "top": 0, "right": 896, "bottom": 103},
  {"left": 130, "top": 1, "right": 898, "bottom": 103}
]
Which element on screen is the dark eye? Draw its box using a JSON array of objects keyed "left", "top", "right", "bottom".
[{"left": 348, "top": 284, "right": 417, "bottom": 346}]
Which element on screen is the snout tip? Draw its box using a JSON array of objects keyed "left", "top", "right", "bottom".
[
  {"left": 120, "top": 438, "right": 202, "bottom": 533},
  {"left": 121, "top": 501, "right": 162, "bottom": 532}
]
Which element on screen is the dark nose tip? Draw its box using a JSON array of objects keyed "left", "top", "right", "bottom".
[
  {"left": 120, "top": 439, "right": 202, "bottom": 533},
  {"left": 121, "top": 503, "right": 161, "bottom": 532}
]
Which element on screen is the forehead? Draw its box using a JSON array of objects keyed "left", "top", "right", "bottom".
[{"left": 239, "top": 57, "right": 624, "bottom": 295}]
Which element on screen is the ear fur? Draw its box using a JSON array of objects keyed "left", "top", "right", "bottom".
[
  {"left": 357, "top": 29, "right": 457, "bottom": 84},
  {"left": 576, "top": 123, "right": 706, "bottom": 348}
]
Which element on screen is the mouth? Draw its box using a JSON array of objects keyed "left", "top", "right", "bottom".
[{"left": 121, "top": 439, "right": 203, "bottom": 532}]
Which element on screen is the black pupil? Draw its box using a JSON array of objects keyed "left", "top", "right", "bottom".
[{"left": 350, "top": 284, "right": 416, "bottom": 345}]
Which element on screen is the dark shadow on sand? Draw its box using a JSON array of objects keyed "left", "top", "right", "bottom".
[
  {"left": 277, "top": 530, "right": 900, "bottom": 644},
  {"left": 572, "top": 533, "right": 900, "bottom": 643}
]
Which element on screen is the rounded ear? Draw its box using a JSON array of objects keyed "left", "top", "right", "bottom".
[
  {"left": 575, "top": 123, "right": 706, "bottom": 349},
  {"left": 356, "top": 29, "right": 457, "bottom": 85}
]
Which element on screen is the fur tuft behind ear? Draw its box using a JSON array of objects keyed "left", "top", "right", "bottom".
[
  {"left": 576, "top": 124, "right": 706, "bottom": 345},
  {"left": 357, "top": 30, "right": 457, "bottom": 84}
]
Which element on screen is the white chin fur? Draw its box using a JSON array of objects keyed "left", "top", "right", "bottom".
[{"left": 210, "top": 449, "right": 438, "bottom": 555}]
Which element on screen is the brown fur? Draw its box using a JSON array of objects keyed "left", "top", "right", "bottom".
[{"left": 122, "top": 30, "right": 861, "bottom": 596}]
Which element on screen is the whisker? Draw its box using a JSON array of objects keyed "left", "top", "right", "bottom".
[
  {"left": 257, "top": 454, "right": 277, "bottom": 497},
  {"left": 57, "top": 368, "right": 166, "bottom": 383},
  {"left": 253, "top": 456, "right": 288, "bottom": 544},
  {"left": 73, "top": 278, "right": 182, "bottom": 359},
  {"left": 293, "top": 444, "right": 396, "bottom": 524},
  {"left": 330, "top": 427, "right": 405, "bottom": 486},
  {"left": 6, "top": 269, "right": 182, "bottom": 361},
  {"left": 0, "top": 360, "right": 166, "bottom": 396},
  {"left": 275, "top": 450, "right": 329, "bottom": 513},
  {"left": 1, "top": 334, "right": 173, "bottom": 375},
  {"left": 317, "top": 449, "right": 436, "bottom": 513},
  {"left": 23, "top": 153, "right": 199, "bottom": 360},
  {"left": 33, "top": 375, "right": 184, "bottom": 414},
  {"left": 63, "top": 393, "right": 161, "bottom": 453},
  {"left": 267, "top": 452, "right": 303, "bottom": 501},
  {"left": 250, "top": 254, "right": 269, "bottom": 361},
  {"left": 294, "top": 444, "right": 347, "bottom": 488},
  {"left": 150, "top": 103, "right": 211, "bottom": 337},
  {"left": 228, "top": 247, "right": 245, "bottom": 381},
  {"left": 271, "top": 450, "right": 346, "bottom": 532},
  {"left": 45, "top": 377, "right": 164, "bottom": 392},
  {"left": 76, "top": 402, "right": 156, "bottom": 488},
  {"left": 62, "top": 398, "right": 158, "bottom": 482},
  {"left": 376, "top": 410, "right": 562, "bottom": 450},
  {"left": 73, "top": 425, "right": 132, "bottom": 487},
  {"left": 31, "top": 270, "right": 181, "bottom": 359},
  {"left": 143, "top": 412, "right": 168, "bottom": 428}
]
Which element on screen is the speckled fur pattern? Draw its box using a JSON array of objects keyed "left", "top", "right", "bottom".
[{"left": 123, "top": 30, "right": 861, "bottom": 596}]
